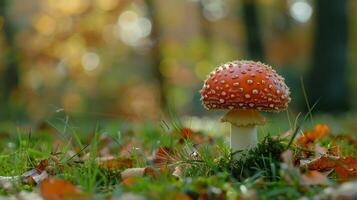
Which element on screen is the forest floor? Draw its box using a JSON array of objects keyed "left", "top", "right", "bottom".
[{"left": 0, "top": 114, "right": 356, "bottom": 200}]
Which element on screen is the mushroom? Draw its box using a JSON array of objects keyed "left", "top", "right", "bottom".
[{"left": 200, "top": 60, "right": 291, "bottom": 156}]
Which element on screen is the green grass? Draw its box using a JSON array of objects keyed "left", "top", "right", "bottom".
[{"left": 0, "top": 114, "right": 356, "bottom": 199}]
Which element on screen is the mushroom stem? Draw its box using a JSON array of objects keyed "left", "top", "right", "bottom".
[
  {"left": 221, "top": 109, "right": 266, "bottom": 158},
  {"left": 230, "top": 125, "right": 257, "bottom": 154}
]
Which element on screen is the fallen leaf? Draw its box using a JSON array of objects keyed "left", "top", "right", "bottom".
[
  {"left": 172, "top": 192, "right": 192, "bottom": 200},
  {"left": 172, "top": 166, "right": 183, "bottom": 179},
  {"left": 122, "top": 177, "right": 136, "bottom": 187},
  {"left": 297, "top": 124, "right": 329, "bottom": 146},
  {"left": 144, "top": 166, "right": 158, "bottom": 178},
  {"left": 121, "top": 166, "right": 158, "bottom": 180},
  {"left": 335, "top": 157, "right": 357, "bottom": 182},
  {"left": 153, "top": 147, "right": 175, "bottom": 167},
  {"left": 118, "top": 193, "right": 146, "bottom": 200},
  {"left": 177, "top": 128, "right": 212, "bottom": 144},
  {"left": 40, "top": 178, "right": 85, "bottom": 200},
  {"left": 121, "top": 168, "right": 145, "bottom": 179},
  {"left": 180, "top": 128, "right": 195, "bottom": 140},
  {"left": 307, "top": 156, "right": 337, "bottom": 171},
  {"left": 25, "top": 171, "right": 49, "bottom": 185},
  {"left": 9, "top": 191, "right": 43, "bottom": 200},
  {"left": 301, "top": 170, "right": 328, "bottom": 185},
  {"left": 100, "top": 157, "right": 133, "bottom": 170},
  {"left": 36, "top": 159, "right": 49, "bottom": 172},
  {"left": 306, "top": 156, "right": 357, "bottom": 182},
  {"left": 281, "top": 150, "right": 294, "bottom": 167}
]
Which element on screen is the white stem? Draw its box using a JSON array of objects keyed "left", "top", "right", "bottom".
[{"left": 231, "top": 124, "right": 257, "bottom": 156}]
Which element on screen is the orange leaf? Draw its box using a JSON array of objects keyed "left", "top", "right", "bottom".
[
  {"left": 301, "top": 170, "right": 328, "bottom": 185},
  {"left": 335, "top": 157, "right": 357, "bottom": 182},
  {"left": 307, "top": 156, "right": 336, "bottom": 171},
  {"left": 180, "top": 128, "right": 194, "bottom": 140},
  {"left": 40, "top": 178, "right": 85, "bottom": 200},
  {"left": 297, "top": 124, "right": 329, "bottom": 145},
  {"left": 307, "top": 156, "right": 357, "bottom": 182},
  {"left": 122, "top": 176, "right": 136, "bottom": 187}
]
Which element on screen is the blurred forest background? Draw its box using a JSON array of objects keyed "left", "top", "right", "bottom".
[{"left": 0, "top": 0, "right": 356, "bottom": 123}]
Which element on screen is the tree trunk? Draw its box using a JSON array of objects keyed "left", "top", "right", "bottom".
[
  {"left": 145, "top": 0, "right": 167, "bottom": 113},
  {"left": 241, "top": 0, "right": 264, "bottom": 61},
  {"left": 307, "top": 0, "right": 349, "bottom": 112},
  {"left": 0, "top": 0, "right": 20, "bottom": 119}
]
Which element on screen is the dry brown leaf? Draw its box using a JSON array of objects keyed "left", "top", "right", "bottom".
[
  {"left": 100, "top": 157, "right": 133, "bottom": 170},
  {"left": 36, "top": 159, "right": 49, "bottom": 172},
  {"left": 281, "top": 150, "right": 294, "bottom": 167},
  {"left": 335, "top": 157, "right": 357, "bottom": 182},
  {"left": 153, "top": 147, "right": 175, "bottom": 167},
  {"left": 307, "top": 156, "right": 337, "bottom": 171},
  {"left": 121, "top": 168, "right": 145, "bottom": 179},
  {"left": 40, "top": 178, "right": 85, "bottom": 200},
  {"left": 307, "top": 156, "right": 357, "bottom": 182},
  {"left": 177, "top": 128, "right": 212, "bottom": 144},
  {"left": 172, "top": 166, "right": 183, "bottom": 179},
  {"left": 301, "top": 170, "right": 328, "bottom": 185},
  {"left": 172, "top": 192, "right": 192, "bottom": 200},
  {"left": 121, "top": 167, "right": 157, "bottom": 180}
]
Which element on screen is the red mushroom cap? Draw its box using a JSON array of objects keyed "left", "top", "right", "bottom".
[{"left": 200, "top": 60, "right": 291, "bottom": 112}]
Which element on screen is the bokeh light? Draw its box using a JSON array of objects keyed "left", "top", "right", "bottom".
[
  {"left": 289, "top": 0, "right": 313, "bottom": 23},
  {"left": 81, "top": 52, "right": 100, "bottom": 72},
  {"left": 201, "top": 0, "right": 228, "bottom": 21},
  {"left": 116, "top": 10, "right": 152, "bottom": 47}
]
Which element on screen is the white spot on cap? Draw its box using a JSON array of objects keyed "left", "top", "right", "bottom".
[
  {"left": 247, "top": 80, "right": 253, "bottom": 85},
  {"left": 245, "top": 94, "right": 251, "bottom": 99},
  {"left": 233, "top": 82, "right": 239, "bottom": 86},
  {"left": 219, "top": 99, "right": 225, "bottom": 103},
  {"left": 252, "top": 89, "right": 259, "bottom": 94}
]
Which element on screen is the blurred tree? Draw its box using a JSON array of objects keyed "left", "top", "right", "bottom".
[
  {"left": 198, "top": 0, "right": 212, "bottom": 58},
  {"left": 0, "top": 0, "right": 20, "bottom": 119},
  {"left": 307, "top": 0, "right": 349, "bottom": 112},
  {"left": 146, "top": 0, "right": 167, "bottom": 113},
  {"left": 241, "top": 0, "right": 264, "bottom": 60}
]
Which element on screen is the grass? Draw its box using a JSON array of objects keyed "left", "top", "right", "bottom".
[{"left": 0, "top": 113, "right": 356, "bottom": 199}]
